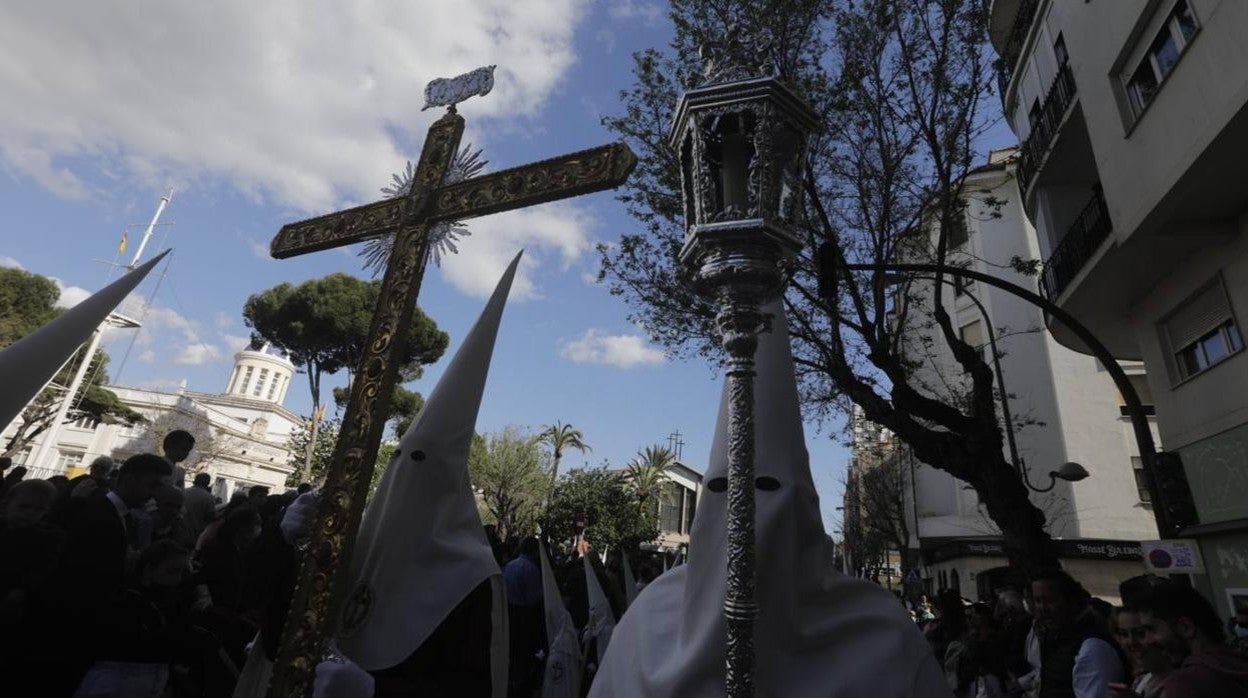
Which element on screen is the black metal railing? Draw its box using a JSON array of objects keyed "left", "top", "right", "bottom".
[
  {"left": 1018, "top": 61, "right": 1077, "bottom": 193},
  {"left": 997, "top": 0, "right": 1041, "bottom": 87},
  {"left": 1040, "top": 185, "right": 1112, "bottom": 300}
]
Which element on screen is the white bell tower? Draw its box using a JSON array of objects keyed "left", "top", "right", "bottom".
[{"left": 224, "top": 344, "right": 295, "bottom": 405}]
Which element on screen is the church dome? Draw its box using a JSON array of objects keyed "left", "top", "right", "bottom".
[{"left": 224, "top": 344, "right": 295, "bottom": 405}]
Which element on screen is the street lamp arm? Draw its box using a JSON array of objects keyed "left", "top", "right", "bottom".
[{"left": 825, "top": 252, "right": 1167, "bottom": 536}]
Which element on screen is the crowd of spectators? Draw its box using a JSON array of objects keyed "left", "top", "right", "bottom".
[
  {"left": 904, "top": 570, "right": 1248, "bottom": 697},
  {"left": 0, "top": 431, "right": 316, "bottom": 697}
]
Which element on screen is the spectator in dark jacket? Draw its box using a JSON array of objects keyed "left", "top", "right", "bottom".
[
  {"left": 74, "top": 540, "right": 194, "bottom": 696},
  {"left": 1119, "top": 583, "right": 1248, "bottom": 698},
  {"left": 1031, "top": 569, "right": 1127, "bottom": 698}
]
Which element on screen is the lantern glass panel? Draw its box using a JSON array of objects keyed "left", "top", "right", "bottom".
[
  {"left": 680, "top": 135, "right": 696, "bottom": 226},
  {"left": 706, "top": 112, "right": 755, "bottom": 218}
]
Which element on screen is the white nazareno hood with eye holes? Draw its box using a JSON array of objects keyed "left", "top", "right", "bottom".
[{"left": 590, "top": 302, "right": 950, "bottom": 697}]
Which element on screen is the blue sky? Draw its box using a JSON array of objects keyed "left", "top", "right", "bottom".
[{"left": 0, "top": 1, "right": 1014, "bottom": 534}]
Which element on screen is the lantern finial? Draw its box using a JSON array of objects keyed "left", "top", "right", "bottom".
[{"left": 697, "top": 23, "right": 779, "bottom": 86}]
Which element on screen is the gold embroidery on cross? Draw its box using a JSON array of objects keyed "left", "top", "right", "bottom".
[{"left": 269, "top": 142, "right": 637, "bottom": 259}]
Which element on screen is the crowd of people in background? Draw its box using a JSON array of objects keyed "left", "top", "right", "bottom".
[
  {"left": 903, "top": 569, "right": 1248, "bottom": 697},
  {"left": 2, "top": 431, "right": 1247, "bottom": 697},
  {"left": 0, "top": 431, "right": 316, "bottom": 697}
]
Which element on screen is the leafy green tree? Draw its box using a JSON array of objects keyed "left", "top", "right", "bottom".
[
  {"left": 285, "top": 418, "right": 339, "bottom": 486},
  {"left": 624, "top": 445, "right": 677, "bottom": 515},
  {"left": 242, "top": 273, "right": 449, "bottom": 414},
  {"left": 598, "top": 1, "right": 1059, "bottom": 573},
  {"left": 537, "top": 421, "right": 591, "bottom": 487},
  {"left": 468, "top": 426, "right": 552, "bottom": 542},
  {"left": 0, "top": 267, "right": 60, "bottom": 345},
  {"left": 332, "top": 384, "right": 424, "bottom": 439},
  {"left": 543, "top": 467, "right": 659, "bottom": 554},
  {"left": 0, "top": 268, "right": 145, "bottom": 459}
]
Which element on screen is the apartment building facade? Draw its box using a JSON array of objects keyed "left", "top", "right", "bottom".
[{"left": 991, "top": 0, "right": 1248, "bottom": 614}]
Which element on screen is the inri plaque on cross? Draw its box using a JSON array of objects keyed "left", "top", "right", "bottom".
[{"left": 266, "top": 69, "right": 635, "bottom": 697}]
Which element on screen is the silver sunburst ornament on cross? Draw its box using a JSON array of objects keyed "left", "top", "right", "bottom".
[{"left": 359, "top": 144, "right": 488, "bottom": 274}]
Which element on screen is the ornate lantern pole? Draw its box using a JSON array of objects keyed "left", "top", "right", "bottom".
[{"left": 668, "top": 29, "right": 819, "bottom": 696}]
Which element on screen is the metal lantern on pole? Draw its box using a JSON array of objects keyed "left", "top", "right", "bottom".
[{"left": 668, "top": 30, "right": 819, "bottom": 697}]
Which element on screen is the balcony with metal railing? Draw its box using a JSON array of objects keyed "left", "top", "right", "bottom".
[
  {"left": 1018, "top": 61, "right": 1077, "bottom": 195},
  {"left": 1040, "top": 184, "right": 1112, "bottom": 300},
  {"left": 990, "top": 0, "right": 1041, "bottom": 94}
]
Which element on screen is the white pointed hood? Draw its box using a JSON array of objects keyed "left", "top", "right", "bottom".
[
  {"left": 0, "top": 251, "right": 167, "bottom": 431},
  {"left": 590, "top": 302, "right": 948, "bottom": 697},
  {"left": 582, "top": 554, "right": 616, "bottom": 664},
  {"left": 336, "top": 252, "right": 522, "bottom": 692},
  {"left": 540, "top": 543, "right": 583, "bottom": 698},
  {"left": 621, "top": 554, "right": 638, "bottom": 608}
]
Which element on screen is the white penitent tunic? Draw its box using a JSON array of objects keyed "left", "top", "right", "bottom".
[
  {"left": 590, "top": 303, "right": 951, "bottom": 698},
  {"left": 334, "top": 252, "right": 523, "bottom": 697}
]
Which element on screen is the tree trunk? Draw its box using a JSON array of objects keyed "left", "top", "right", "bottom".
[{"left": 976, "top": 457, "right": 1060, "bottom": 579}]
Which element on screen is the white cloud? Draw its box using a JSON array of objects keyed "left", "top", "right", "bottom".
[
  {"left": 559, "top": 329, "right": 665, "bottom": 368},
  {"left": 132, "top": 305, "right": 224, "bottom": 367},
  {"left": 173, "top": 343, "right": 223, "bottom": 366},
  {"left": 220, "top": 333, "right": 252, "bottom": 353},
  {"left": 439, "top": 202, "right": 597, "bottom": 300},
  {"left": 0, "top": 256, "right": 23, "bottom": 269},
  {"left": 242, "top": 235, "right": 271, "bottom": 260},
  {"left": 607, "top": 0, "right": 664, "bottom": 24},
  {"left": 0, "top": 1, "right": 590, "bottom": 212},
  {"left": 48, "top": 276, "right": 93, "bottom": 309}
]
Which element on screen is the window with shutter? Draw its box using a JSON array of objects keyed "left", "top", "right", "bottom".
[{"left": 1161, "top": 278, "right": 1242, "bottom": 381}]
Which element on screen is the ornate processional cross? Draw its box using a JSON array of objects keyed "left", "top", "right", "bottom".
[{"left": 266, "top": 68, "right": 636, "bottom": 697}]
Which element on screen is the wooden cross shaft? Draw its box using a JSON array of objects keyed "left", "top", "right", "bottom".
[
  {"left": 265, "top": 109, "right": 634, "bottom": 697},
  {"left": 270, "top": 141, "right": 637, "bottom": 259}
]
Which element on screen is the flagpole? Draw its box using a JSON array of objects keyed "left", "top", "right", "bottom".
[
  {"left": 129, "top": 188, "right": 172, "bottom": 269},
  {"left": 30, "top": 191, "right": 171, "bottom": 473}
]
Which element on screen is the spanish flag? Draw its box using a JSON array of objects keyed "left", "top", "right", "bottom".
[{"left": 118, "top": 230, "right": 128, "bottom": 253}]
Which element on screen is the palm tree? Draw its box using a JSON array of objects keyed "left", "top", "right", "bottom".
[
  {"left": 625, "top": 445, "right": 676, "bottom": 514},
  {"left": 538, "top": 421, "right": 591, "bottom": 487}
]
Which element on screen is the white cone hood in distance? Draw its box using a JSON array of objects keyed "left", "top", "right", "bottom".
[
  {"left": 621, "top": 554, "right": 637, "bottom": 608},
  {"left": 590, "top": 302, "right": 949, "bottom": 697},
  {"left": 0, "top": 251, "right": 167, "bottom": 431},
  {"left": 582, "top": 555, "right": 616, "bottom": 665},
  {"left": 337, "top": 252, "right": 522, "bottom": 694},
  {"left": 540, "top": 543, "right": 583, "bottom": 698}
]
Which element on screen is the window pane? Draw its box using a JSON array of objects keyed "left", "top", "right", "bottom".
[
  {"left": 1201, "top": 330, "right": 1231, "bottom": 364},
  {"left": 1178, "top": 345, "right": 1206, "bottom": 377},
  {"left": 1151, "top": 30, "right": 1180, "bottom": 77},
  {"left": 1174, "top": 1, "right": 1199, "bottom": 43},
  {"left": 1054, "top": 35, "right": 1069, "bottom": 65},
  {"left": 1129, "top": 62, "right": 1159, "bottom": 112},
  {"left": 1133, "top": 469, "right": 1152, "bottom": 503},
  {"left": 1228, "top": 322, "right": 1243, "bottom": 351}
]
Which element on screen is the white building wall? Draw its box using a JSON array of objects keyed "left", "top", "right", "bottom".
[
  {"left": 995, "top": 0, "right": 1248, "bottom": 616},
  {"left": 890, "top": 156, "right": 1157, "bottom": 596}
]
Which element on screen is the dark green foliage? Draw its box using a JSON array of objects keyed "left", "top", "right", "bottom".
[
  {"left": 242, "top": 273, "right": 449, "bottom": 411},
  {"left": 332, "top": 384, "right": 424, "bottom": 439},
  {"left": 543, "top": 467, "right": 660, "bottom": 554},
  {"left": 469, "top": 427, "right": 552, "bottom": 542}
]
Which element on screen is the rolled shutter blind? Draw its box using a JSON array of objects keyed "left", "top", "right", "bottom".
[{"left": 1165, "top": 283, "right": 1230, "bottom": 350}]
